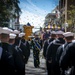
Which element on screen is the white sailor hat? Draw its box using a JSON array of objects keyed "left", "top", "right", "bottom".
[
  {"left": 2, "top": 27, "right": 11, "bottom": 34},
  {"left": 2, "top": 27, "right": 8, "bottom": 29},
  {"left": 13, "top": 30, "right": 20, "bottom": 34},
  {"left": 9, "top": 33, "right": 16, "bottom": 39},
  {"left": 56, "top": 30, "right": 64, "bottom": 35},
  {"left": 3, "top": 27, "right": 14, "bottom": 33},
  {"left": 8, "top": 29, "right": 14, "bottom": 33},
  {"left": 0, "top": 27, "right": 3, "bottom": 34},
  {"left": 51, "top": 31, "right": 56, "bottom": 34},
  {"left": 63, "top": 32, "right": 74, "bottom": 37},
  {"left": 72, "top": 40, "right": 75, "bottom": 42},
  {"left": 19, "top": 32, "right": 25, "bottom": 37}
]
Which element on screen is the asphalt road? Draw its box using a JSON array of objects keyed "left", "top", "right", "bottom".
[{"left": 25, "top": 50, "right": 47, "bottom": 75}]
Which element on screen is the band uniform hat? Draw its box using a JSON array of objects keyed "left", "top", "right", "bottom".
[{"left": 63, "top": 32, "right": 74, "bottom": 37}]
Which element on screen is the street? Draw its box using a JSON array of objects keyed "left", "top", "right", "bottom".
[{"left": 25, "top": 50, "right": 47, "bottom": 75}]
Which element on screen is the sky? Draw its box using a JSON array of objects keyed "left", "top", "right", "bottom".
[{"left": 19, "top": 0, "right": 59, "bottom": 32}]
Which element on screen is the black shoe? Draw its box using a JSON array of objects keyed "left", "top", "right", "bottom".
[{"left": 35, "top": 66, "right": 40, "bottom": 68}]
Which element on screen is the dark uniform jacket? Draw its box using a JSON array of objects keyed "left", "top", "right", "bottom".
[
  {"left": 46, "top": 38, "right": 65, "bottom": 63},
  {"left": 9, "top": 44, "right": 25, "bottom": 73},
  {"left": 56, "top": 42, "right": 72, "bottom": 75},
  {"left": 31, "top": 38, "right": 42, "bottom": 51},
  {"left": 46, "top": 38, "right": 65, "bottom": 75},
  {"left": 0, "top": 42, "right": 15, "bottom": 75},
  {"left": 14, "top": 38, "right": 26, "bottom": 75},
  {"left": 14, "top": 37, "right": 29, "bottom": 64},
  {"left": 43, "top": 38, "right": 55, "bottom": 58},
  {"left": 59, "top": 42, "right": 75, "bottom": 75},
  {"left": 56, "top": 42, "right": 71, "bottom": 63},
  {"left": 21, "top": 39, "right": 30, "bottom": 54},
  {"left": 31, "top": 37, "right": 42, "bottom": 67},
  {"left": 21, "top": 39, "right": 30, "bottom": 64}
]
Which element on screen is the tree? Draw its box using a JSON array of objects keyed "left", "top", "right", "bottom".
[
  {"left": 68, "top": 5, "right": 75, "bottom": 26},
  {"left": 67, "top": 5, "right": 75, "bottom": 32},
  {"left": 0, "top": 0, "right": 21, "bottom": 27}
]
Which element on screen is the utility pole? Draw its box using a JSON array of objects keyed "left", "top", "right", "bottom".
[{"left": 65, "top": 0, "right": 68, "bottom": 32}]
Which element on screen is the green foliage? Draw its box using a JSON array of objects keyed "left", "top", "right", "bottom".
[
  {"left": 67, "top": 5, "right": 75, "bottom": 32},
  {"left": 0, "top": 0, "right": 21, "bottom": 27},
  {"left": 68, "top": 5, "right": 75, "bottom": 20}
]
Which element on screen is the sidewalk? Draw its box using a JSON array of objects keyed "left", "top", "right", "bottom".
[{"left": 25, "top": 50, "right": 47, "bottom": 75}]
